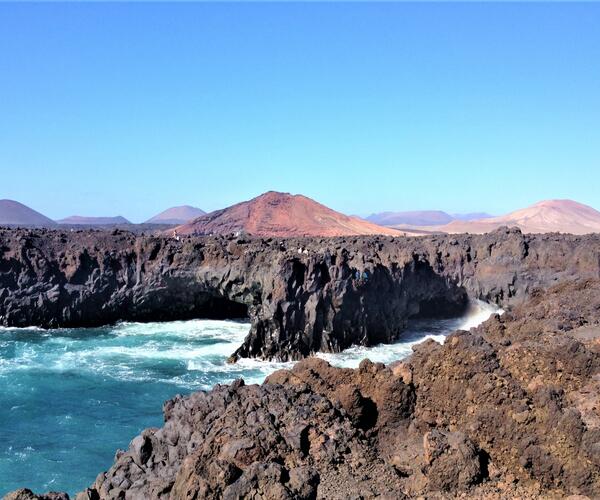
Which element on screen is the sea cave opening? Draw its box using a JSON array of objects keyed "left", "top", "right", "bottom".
[{"left": 127, "top": 285, "right": 250, "bottom": 324}]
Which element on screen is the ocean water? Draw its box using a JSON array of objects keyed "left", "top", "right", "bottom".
[{"left": 0, "top": 301, "right": 499, "bottom": 496}]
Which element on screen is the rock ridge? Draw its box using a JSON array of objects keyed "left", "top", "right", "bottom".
[{"left": 2, "top": 227, "right": 600, "bottom": 361}]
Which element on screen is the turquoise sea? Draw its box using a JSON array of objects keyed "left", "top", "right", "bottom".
[{"left": 0, "top": 301, "right": 498, "bottom": 496}]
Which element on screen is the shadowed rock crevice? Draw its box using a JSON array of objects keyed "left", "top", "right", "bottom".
[{"left": 124, "top": 287, "right": 250, "bottom": 322}]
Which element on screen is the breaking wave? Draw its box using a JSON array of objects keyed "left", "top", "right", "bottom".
[{"left": 319, "top": 299, "right": 501, "bottom": 367}]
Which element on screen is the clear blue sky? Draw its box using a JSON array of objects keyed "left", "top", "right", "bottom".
[{"left": 1, "top": 2, "right": 599, "bottom": 222}]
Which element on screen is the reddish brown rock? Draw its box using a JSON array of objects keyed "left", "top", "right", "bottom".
[{"left": 3, "top": 490, "right": 69, "bottom": 500}]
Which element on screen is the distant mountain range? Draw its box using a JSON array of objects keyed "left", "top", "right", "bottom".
[
  {"left": 414, "top": 199, "right": 600, "bottom": 235},
  {"left": 175, "top": 191, "right": 402, "bottom": 237},
  {"left": 2, "top": 196, "right": 600, "bottom": 236},
  {"left": 145, "top": 205, "right": 206, "bottom": 225},
  {"left": 0, "top": 199, "right": 57, "bottom": 227},
  {"left": 0, "top": 200, "right": 206, "bottom": 228},
  {"left": 366, "top": 210, "right": 493, "bottom": 227},
  {"left": 451, "top": 212, "right": 494, "bottom": 221},
  {"left": 57, "top": 215, "right": 131, "bottom": 225}
]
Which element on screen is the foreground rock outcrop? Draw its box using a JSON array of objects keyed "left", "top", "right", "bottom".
[
  {"left": 2, "top": 226, "right": 600, "bottom": 361},
  {"left": 9, "top": 278, "right": 600, "bottom": 499}
]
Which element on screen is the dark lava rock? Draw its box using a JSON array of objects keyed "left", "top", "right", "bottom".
[
  {"left": 2, "top": 227, "right": 600, "bottom": 362},
  {"left": 76, "top": 378, "right": 407, "bottom": 500},
  {"left": 422, "top": 430, "right": 484, "bottom": 491},
  {"left": 3, "top": 490, "right": 70, "bottom": 500}
]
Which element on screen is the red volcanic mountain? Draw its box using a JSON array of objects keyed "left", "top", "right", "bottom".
[
  {"left": 175, "top": 191, "right": 403, "bottom": 237},
  {"left": 427, "top": 200, "right": 600, "bottom": 235}
]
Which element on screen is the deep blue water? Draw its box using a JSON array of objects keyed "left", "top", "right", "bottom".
[{"left": 0, "top": 302, "right": 498, "bottom": 496}]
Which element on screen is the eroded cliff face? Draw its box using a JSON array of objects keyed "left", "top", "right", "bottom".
[{"left": 1, "top": 227, "right": 600, "bottom": 360}]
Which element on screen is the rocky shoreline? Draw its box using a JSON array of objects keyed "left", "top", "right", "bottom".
[
  {"left": 2, "top": 227, "right": 600, "bottom": 498},
  {"left": 2, "top": 227, "right": 599, "bottom": 361},
  {"left": 7, "top": 278, "right": 600, "bottom": 499}
]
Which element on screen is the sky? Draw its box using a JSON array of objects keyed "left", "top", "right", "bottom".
[{"left": 1, "top": 2, "right": 599, "bottom": 222}]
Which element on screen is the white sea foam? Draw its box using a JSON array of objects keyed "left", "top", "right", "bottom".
[
  {"left": 0, "top": 302, "right": 500, "bottom": 386},
  {"left": 112, "top": 319, "right": 250, "bottom": 339},
  {"left": 0, "top": 325, "right": 45, "bottom": 332},
  {"left": 317, "top": 300, "right": 502, "bottom": 368}
]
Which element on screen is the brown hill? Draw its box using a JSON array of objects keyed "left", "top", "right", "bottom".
[
  {"left": 404, "top": 200, "right": 600, "bottom": 235},
  {"left": 175, "top": 191, "right": 404, "bottom": 237},
  {"left": 0, "top": 199, "right": 56, "bottom": 227},
  {"left": 146, "top": 205, "right": 206, "bottom": 225}
]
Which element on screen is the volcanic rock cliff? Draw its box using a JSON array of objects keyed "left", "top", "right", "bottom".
[
  {"left": 4, "top": 227, "right": 600, "bottom": 499},
  {"left": 1, "top": 227, "right": 600, "bottom": 361}
]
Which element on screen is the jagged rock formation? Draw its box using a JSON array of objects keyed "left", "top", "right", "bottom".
[
  {"left": 4, "top": 491, "right": 68, "bottom": 500},
  {"left": 1, "top": 227, "right": 600, "bottom": 362},
  {"left": 9, "top": 279, "right": 600, "bottom": 499}
]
